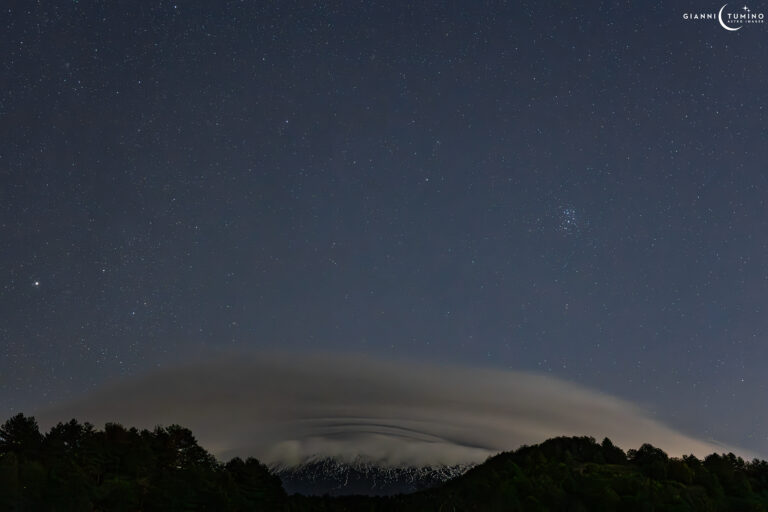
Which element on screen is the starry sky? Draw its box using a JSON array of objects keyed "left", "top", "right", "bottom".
[{"left": 2, "top": 1, "right": 768, "bottom": 456}]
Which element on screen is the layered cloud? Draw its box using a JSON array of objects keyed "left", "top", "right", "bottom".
[{"left": 37, "top": 353, "right": 729, "bottom": 466}]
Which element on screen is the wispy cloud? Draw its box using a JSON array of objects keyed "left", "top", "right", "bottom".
[{"left": 36, "top": 353, "right": 732, "bottom": 466}]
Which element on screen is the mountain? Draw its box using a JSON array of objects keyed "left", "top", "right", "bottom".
[
  {"left": 273, "top": 457, "right": 472, "bottom": 496},
  {"left": 5, "top": 413, "right": 768, "bottom": 511},
  {"left": 289, "top": 437, "right": 768, "bottom": 511}
]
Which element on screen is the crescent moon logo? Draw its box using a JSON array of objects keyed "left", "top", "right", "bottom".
[{"left": 719, "top": 4, "right": 743, "bottom": 31}]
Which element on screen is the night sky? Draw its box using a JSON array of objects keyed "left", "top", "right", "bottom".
[{"left": 2, "top": 1, "right": 768, "bottom": 457}]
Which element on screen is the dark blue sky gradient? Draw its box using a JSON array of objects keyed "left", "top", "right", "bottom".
[{"left": 1, "top": 1, "right": 767, "bottom": 454}]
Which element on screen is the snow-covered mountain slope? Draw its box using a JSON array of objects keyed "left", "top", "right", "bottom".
[{"left": 273, "top": 457, "right": 473, "bottom": 496}]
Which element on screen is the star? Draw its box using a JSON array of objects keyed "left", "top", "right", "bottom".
[{"left": 33, "top": 280, "right": 40, "bottom": 287}]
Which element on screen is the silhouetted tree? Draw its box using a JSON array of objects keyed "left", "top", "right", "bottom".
[
  {"left": 628, "top": 443, "right": 669, "bottom": 479},
  {"left": 601, "top": 437, "right": 627, "bottom": 465},
  {"left": 0, "top": 413, "right": 43, "bottom": 460}
]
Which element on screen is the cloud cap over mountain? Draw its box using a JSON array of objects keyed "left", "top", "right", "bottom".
[{"left": 37, "top": 353, "right": 730, "bottom": 466}]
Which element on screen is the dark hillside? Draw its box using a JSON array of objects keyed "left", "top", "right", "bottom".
[{"left": 2, "top": 413, "right": 768, "bottom": 511}]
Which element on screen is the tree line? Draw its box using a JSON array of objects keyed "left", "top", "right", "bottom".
[
  {"left": 0, "top": 413, "right": 285, "bottom": 511},
  {"left": 3, "top": 412, "right": 768, "bottom": 511}
]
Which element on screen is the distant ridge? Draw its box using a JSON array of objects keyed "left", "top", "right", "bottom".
[{"left": 272, "top": 456, "right": 473, "bottom": 495}]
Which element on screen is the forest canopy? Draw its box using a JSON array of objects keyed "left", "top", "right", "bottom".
[{"left": 2, "top": 413, "right": 768, "bottom": 511}]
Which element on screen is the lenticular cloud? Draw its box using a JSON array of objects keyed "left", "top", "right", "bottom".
[{"left": 38, "top": 353, "right": 727, "bottom": 466}]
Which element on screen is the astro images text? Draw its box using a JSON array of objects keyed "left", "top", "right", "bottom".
[{"left": 683, "top": 4, "right": 765, "bottom": 25}]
